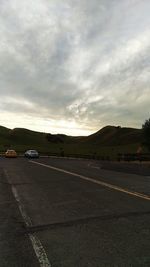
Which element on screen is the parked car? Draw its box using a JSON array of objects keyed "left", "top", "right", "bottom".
[
  {"left": 5, "top": 149, "right": 17, "bottom": 158},
  {"left": 24, "top": 150, "right": 39, "bottom": 159}
]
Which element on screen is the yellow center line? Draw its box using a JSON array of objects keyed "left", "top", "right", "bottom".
[{"left": 30, "top": 160, "right": 150, "bottom": 202}]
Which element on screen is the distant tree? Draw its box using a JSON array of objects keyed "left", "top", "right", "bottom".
[
  {"left": 142, "top": 118, "right": 150, "bottom": 150},
  {"left": 46, "top": 133, "right": 53, "bottom": 142},
  {"left": 46, "top": 133, "right": 64, "bottom": 143}
]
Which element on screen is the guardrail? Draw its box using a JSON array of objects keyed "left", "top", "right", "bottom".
[
  {"left": 1, "top": 151, "right": 150, "bottom": 161},
  {"left": 0, "top": 152, "right": 110, "bottom": 160},
  {"left": 118, "top": 153, "right": 150, "bottom": 161}
]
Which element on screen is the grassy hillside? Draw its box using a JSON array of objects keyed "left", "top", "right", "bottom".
[
  {"left": 0, "top": 125, "right": 144, "bottom": 159},
  {"left": 82, "top": 126, "right": 143, "bottom": 145},
  {"left": 0, "top": 126, "right": 12, "bottom": 145}
]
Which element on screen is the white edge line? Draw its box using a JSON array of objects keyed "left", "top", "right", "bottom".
[
  {"left": 30, "top": 160, "right": 150, "bottom": 202},
  {"left": 4, "top": 170, "right": 51, "bottom": 267}
]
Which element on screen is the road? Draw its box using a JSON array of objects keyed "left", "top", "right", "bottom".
[{"left": 0, "top": 157, "right": 150, "bottom": 267}]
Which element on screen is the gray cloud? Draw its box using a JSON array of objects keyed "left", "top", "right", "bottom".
[{"left": 0, "top": 0, "right": 150, "bottom": 134}]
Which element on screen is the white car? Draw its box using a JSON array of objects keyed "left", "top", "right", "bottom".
[{"left": 24, "top": 150, "right": 39, "bottom": 159}]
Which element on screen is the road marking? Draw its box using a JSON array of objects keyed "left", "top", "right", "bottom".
[
  {"left": 91, "top": 166, "right": 100, "bottom": 169},
  {"left": 30, "top": 160, "right": 150, "bottom": 202},
  {"left": 4, "top": 170, "right": 51, "bottom": 267},
  {"left": 87, "top": 163, "right": 100, "bottom": 169}
]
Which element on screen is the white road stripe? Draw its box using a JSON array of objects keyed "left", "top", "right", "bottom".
[
  {"left": 30, "top": 160, "right": 150, "bottom": 202},
  {"left": 4, "top": 170, "right": 51, "bottom": 267},
  {"left": 91, "top": 166, "right": 100, "bottom": 169}
]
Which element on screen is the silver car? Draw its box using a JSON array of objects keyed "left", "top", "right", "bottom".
[{"left": 24, "top": 150, "right": 39, "bottom": 159}]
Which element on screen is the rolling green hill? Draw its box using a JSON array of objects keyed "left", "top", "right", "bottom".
[
  {"left": 82, "top": 126, "right": 143, "bottom": 145},
  {"left": 0, "top": 125, "right": 144, "bottom": 158}
]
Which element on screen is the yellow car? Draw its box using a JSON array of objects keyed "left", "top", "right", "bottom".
[{"left": 5, "top": 149, "right": 17, "bottom": 158}]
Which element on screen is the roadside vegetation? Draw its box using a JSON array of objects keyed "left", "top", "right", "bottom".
[
  {"left": 0, "top": 124, "right": 146, "bottom": 160},
  {"left": 142, "top": 118, "right": 150, "bottom": 151}
]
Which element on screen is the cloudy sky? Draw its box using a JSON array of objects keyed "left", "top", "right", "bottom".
[{"left": 0, "top": 0, "right": 150, "bottom": 135}]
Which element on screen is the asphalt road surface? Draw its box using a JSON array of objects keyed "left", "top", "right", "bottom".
[{"left": 1, "top": 157, "right": 150, "bottom": 267}]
